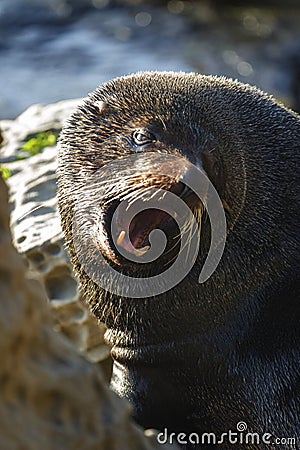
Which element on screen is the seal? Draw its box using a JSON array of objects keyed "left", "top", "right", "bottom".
[{"left": 57, "top": 72, "right": 299, "bottom": 449}]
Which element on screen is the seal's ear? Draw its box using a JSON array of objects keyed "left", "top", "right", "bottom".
[
  {"left": 94, "top": 100, "right": 112, "bottom": 116},
  {"left": 93, "top": 96, "right": 119, "bottom": 116}
]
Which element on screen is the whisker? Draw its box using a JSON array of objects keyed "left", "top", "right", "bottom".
[
  {"left": 164, "top": 205, "right": 203, "bottom": 266},
  {"left": 16, "top": 203, "right": 50, "bottom": 222}
]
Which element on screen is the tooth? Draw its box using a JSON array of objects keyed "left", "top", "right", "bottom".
[
  {"left": 133, "top": 246, "right": 150, "bottom": 256},
  {"left": 117, "top": 230, "right": 126, "bottom": 246}
]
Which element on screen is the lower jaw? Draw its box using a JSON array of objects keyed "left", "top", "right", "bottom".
[
  {"left": 105, "top": 327, "right": 182, "bottom": 366},
  {"left": 109, "top": 334, "right": 213, "bottom": 368},
  {"left": 110, "top": 342, "right": 178, "bottom": 366}
]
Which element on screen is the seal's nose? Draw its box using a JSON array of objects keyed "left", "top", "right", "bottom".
[{"left": 168, "top": 163, "right": 209, "bottom": 209}]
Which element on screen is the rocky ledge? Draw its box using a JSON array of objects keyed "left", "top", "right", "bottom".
[
  {"left": 0, "top": 99, "right": 113, "bottom": 380},
  {"left": 0, "top": 101, "right": 177, "bottom": 449}
]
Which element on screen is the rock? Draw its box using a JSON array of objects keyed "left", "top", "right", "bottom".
[
  {"left": 0, "top": 100, "right": 112, "bottom": 381},
  {"left": 0, "top": 173, "right": 177, "bottom": 450}
]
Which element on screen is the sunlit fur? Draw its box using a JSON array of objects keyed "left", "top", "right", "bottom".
[{"left": 57, "top": 72, "right": 299, "bottom": 449}]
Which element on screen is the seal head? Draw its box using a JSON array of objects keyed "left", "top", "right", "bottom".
[{"left": 58, "top": 72, "right": 299, "bottom": 445}]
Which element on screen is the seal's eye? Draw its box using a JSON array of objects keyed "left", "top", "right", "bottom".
[{"left": 132, "top": 129, "right": 156, "bottom": 146}]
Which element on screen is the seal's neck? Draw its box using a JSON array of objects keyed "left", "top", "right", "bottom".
[{"left": 110, "top": 359, "right": 205, "bottom": 431}]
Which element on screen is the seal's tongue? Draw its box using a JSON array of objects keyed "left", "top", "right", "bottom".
[{"left": 117, "top": 208, "right": 171, "bottom": 257}]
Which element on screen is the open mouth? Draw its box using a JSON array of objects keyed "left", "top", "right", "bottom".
[
  {"left": 119, "top": 207, "right": 173, "bottom": 256},
  {"left": 102, "top": 182, "right": 199, "bottom": 262}
]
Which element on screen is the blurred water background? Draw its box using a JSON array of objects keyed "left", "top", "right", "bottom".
[{"left": 1, "top": 0, "right": 300, "bottom": 119}]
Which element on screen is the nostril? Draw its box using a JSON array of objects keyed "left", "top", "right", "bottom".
[
  {"left": 169, "top": 181, "right": 185, "bottom": 196},
  {"left": 179, "top": 185, "right": 193, "bottom": 199},
  {"left": 169, "top": 182, "right": 193, "bottom": 199}
]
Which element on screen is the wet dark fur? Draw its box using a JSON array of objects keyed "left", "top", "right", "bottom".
[{"left": 57, "top": 72, "right": 299, "bottom": 449}]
